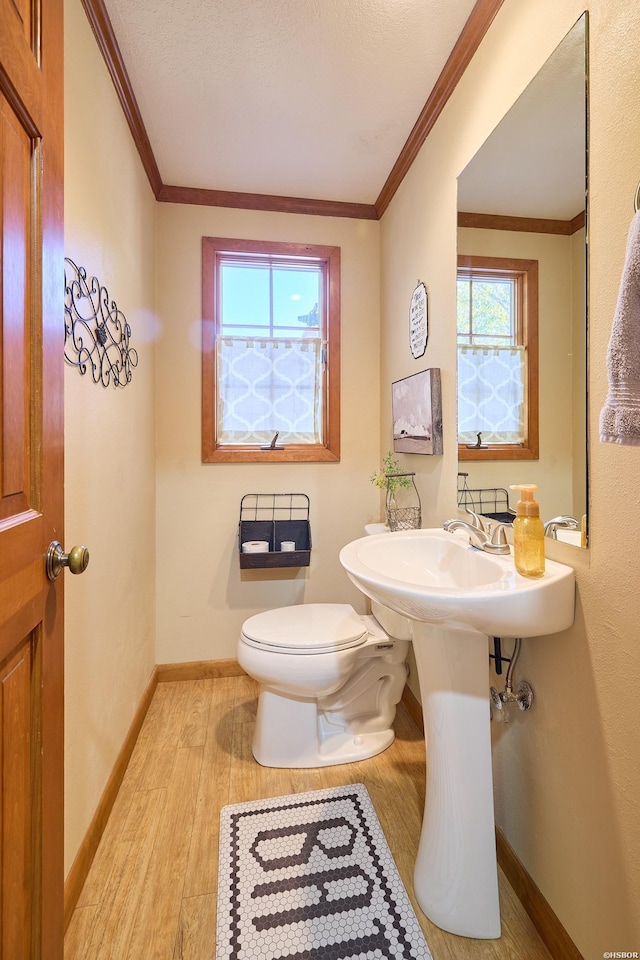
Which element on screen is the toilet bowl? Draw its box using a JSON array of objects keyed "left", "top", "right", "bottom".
[{"left": 238, "top": 601, "right": 410, "bottom": 768}]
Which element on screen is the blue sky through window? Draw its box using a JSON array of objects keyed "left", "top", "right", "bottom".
[{"left": 221, "top": 263, "right": 320, "bottom": 337}]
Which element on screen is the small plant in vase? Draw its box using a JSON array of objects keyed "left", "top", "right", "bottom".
[
  {"left": 370, "top": 451, "right": 411, "bottom": 492},
  {"left": 370, "top": 451, "right": 420, "bottom": 530}
]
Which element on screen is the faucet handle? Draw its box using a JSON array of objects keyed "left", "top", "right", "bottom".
[
  {"left": 482, "top": 523, "right": 511, "bottom": 555},
  {"left": 465, "top": 508, "right": 488, "bottom": 532},
  {"left": 490, "top": 523, "right": 509, "bottom": 547},
  {"left": 544, "top": 516, "right": 578, "bottom": 539}
]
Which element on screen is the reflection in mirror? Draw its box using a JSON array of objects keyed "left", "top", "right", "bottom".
[{"left": 456, "top": 14, "right": 588, "bottom": 547}]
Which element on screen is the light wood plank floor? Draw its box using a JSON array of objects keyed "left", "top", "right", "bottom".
[{"left": 64, "top": 676, "right": 553, "bottom": 960}]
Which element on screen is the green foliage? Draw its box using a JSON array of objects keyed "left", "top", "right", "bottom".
[
  {"left": 370, "top": 451, "right": 412, "bottom": 491},
  {"left": 297, "top": 302, "right": 319, "bottom": 327},
  {"left": 457, "top": 277, "right": 514, "bottom": 344}
]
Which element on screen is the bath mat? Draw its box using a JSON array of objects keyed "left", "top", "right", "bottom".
[{"left": 217, "top": 783, "right": 432, "bottom": 960}]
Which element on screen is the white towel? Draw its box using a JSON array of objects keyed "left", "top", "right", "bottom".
[{"left": 600, "top": 211, "right": 640, "bottom": 444}]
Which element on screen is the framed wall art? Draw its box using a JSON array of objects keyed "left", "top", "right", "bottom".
[{"left": 392, "top": 367, "right": 443, "bottom": 455}]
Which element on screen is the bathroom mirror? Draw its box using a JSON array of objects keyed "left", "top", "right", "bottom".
[{"left": 456, "top": 14, "right": 588, "bottom": 547}]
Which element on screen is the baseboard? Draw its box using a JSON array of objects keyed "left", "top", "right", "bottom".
[
  {"left": 156, "top": 657, "right": 246, "bottom": 682},
  {"left": 63, "top": 665, "right": 159, "bottom": 931},
  {"left": 63, "top": 658, "right": 245, "bottom": 930},
  {"left": 401, "top": 686, "right": 583, "bottom": 960},
  {"left": 495, "top": 829, "right": 584, "bottom": 960}
]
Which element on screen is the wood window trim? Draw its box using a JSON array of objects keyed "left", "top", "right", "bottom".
[
  {"left": 202, "top": 237, "right": 340, "bottom": 463},
  {"left": 457, "top": 255, "right": 539, "bottom": 462}
]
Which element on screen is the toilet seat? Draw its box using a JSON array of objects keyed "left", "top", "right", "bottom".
[{"left": 241, "top": 603, "right": 368, "bottom": 654}]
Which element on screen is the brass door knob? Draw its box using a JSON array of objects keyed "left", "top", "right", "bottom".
[{"left": 46, "top": 541, "right": 90, "bottom": 581}]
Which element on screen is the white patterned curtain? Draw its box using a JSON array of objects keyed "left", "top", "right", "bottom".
[
  {"left": 217, "top": 336, "right": 323, "bottom": 444},
  {"left": 458, "top": 345, "right": 526, "bottom": 443}
]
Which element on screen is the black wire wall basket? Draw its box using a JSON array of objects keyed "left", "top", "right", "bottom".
[{"left": 238, "top": 494, "right": 311, "bottom": 568}]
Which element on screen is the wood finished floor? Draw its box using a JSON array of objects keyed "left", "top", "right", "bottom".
[{"left": 64, "top": 676, "right": 553, "bottom": 960}]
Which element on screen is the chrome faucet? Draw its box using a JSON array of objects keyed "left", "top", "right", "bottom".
[
  {"left": 544, "top": 516, "right": 579, "bottom": 539},
  {"left": 443, "top": 518, "right": 511, "bottom": 555}
]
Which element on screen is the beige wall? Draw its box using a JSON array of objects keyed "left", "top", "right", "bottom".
[
  {"left": 380, "top": 0, "right": 640, "bottom": 956},
  {"left": 63, "top": 0, "right": 158, "bottom": 875},
  {"left": 62, "top": 0, "right": 640, "bottom": 953},
  {"left": 155, "top": 205, "right": 381, "bottom": 664},
  {"left": 457, "top": 226, "right": 578, "bottom": 519}
]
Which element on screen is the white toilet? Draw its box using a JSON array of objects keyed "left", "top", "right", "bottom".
[{"left": 237, "top": 599, "right": 411, "bottom": 768}]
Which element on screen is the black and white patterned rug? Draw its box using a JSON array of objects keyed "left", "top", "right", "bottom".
[{"left": 216, "top": 783, "right": 432, "bottom": 960}]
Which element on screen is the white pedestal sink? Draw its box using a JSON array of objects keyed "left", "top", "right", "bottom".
[{"left": 339, "top": 528, "right": 575, "bottom": 939}]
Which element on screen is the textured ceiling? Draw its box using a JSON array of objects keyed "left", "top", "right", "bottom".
[{"left": 101, "top": 0, "right": 478, "bottom": 204}]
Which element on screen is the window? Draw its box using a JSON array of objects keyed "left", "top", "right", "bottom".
[
  {"left": 457, "top": 255, "right": 539, "bottom": 461},
  {"left": 202, "top": 238, "right": 340, "bottom": 463}
]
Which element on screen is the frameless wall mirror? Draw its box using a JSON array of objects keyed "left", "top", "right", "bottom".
[{"left": 456, "top": 13, "right": 588, "bottom": 547}]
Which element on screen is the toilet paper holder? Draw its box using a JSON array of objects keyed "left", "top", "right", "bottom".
[{"left": 238, "top": 493, "right": 311, "bottom": 569}]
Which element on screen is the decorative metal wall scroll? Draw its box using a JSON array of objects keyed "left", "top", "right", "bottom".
[{"left": 64, "top": 258, "right": 138, "bottom": 388}]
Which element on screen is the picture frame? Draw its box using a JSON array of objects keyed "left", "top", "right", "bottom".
[{"left": 392, "top": 367, "right": 443, "bottom": 455}]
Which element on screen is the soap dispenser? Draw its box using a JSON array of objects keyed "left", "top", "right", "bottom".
[{"left": 509, "top": 484, "right": 545, "bottom": 578}]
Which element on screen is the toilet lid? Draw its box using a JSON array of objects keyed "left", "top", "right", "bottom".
[{"left": 242, "top": 604, "right": 367, "bottom": 653}]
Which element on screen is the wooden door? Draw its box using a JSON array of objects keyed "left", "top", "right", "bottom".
[{"left": 0, "top": 0, "right": 65, "bottom": 958}]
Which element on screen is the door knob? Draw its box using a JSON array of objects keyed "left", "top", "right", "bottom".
[{"left": 46, "top": 541, "right": 90, "bottom": 581}]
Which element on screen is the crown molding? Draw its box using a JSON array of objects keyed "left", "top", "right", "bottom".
[
  {"left": 80, "top": 0, "right": 162, "bottom": 196},
  {"left": 158, "top": 184, "right": 377, "bottom": 220},
  {"left": 458, "top": 210, "right": 586, "bottom": 235},
  {"left": 375, "top": 0, "right": 505, "bottom": 218},
  {"left": 570, "top": 210, "right": 586, "bottom": 233},
  {"left": 82, "top": 0, "right": 505, "bottom": 220}
]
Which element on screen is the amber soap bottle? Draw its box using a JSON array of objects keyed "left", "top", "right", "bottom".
[{"left": 509, "top": 483, "right": 545, "bottom": 578}]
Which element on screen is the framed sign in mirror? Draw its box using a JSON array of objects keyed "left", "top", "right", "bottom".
[{"left": 392, "top": 368, "right": 443, "bottom": 456}]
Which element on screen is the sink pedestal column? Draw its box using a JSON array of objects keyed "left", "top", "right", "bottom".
[{"left": 411, "top": 622, "right": 500, "bottom": 939}]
